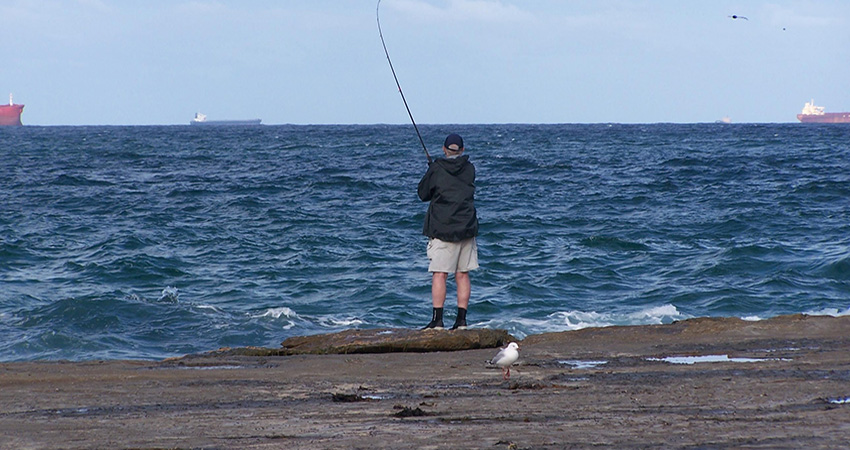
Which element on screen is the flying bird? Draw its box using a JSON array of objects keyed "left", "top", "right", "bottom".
[
  {"left": 491, "top": 342, "right": 520, "bottom": 380},
  {"left": 728, "top": 15, "right": 748, "bottom": 20}
]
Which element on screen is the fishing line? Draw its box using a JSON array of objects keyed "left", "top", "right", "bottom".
[{"left": 376, "top": 0, "right": 432, "bottom": 164}]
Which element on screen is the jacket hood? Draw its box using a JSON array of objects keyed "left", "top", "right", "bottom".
[{"left": 435, "top": 155, "right": 470, "bottom": 175}]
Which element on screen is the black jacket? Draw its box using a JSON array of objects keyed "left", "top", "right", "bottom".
[{"left": 417, "top": 155, "right": 479, "bottom": 241}]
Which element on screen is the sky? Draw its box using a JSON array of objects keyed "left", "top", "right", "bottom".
[{"left": 2, "top": 0, "right": 849, "bottom": 125}]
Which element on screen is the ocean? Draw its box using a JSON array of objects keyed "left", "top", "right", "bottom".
[{"left": 1, "top": 123, "right": 848, "bottom": 361}]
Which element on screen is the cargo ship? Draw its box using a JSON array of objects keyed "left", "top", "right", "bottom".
[
  {"left": 0, "top": 94, "right": 24, "bottom": 126},
  {"left": 190, "top": 112, "right": 261, "bottom": 126},
  {"left": 796, "top": 100, "right": 850, "bottom": 123}
]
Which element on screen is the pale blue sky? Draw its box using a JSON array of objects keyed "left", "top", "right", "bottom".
[{"left": 2, "top": 0, "right": 848, "bottom": 125}]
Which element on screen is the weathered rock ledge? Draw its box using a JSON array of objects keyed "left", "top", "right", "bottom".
[
  {"left": 281, "top": 327, "right": 516, "bottom": 354},
  {"left": 189, "top": 327, "right": 516, "bottom": 359}
]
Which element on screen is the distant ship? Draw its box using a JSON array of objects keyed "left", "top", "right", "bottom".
[
  {"left": 0, "top": 94, "right": 24, "bottom": 126},
  {"left": 796, "top": 100, "right": 850, "bottom": 123},
  {"left": 190, "top": 112, "right": 261, "bottom": 126}
]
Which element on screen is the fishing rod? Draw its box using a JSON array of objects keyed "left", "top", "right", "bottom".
[{"left": 376, "top": 0, "right": 432, "bottom": 164}]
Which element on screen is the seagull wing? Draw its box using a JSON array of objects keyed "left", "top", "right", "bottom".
[
  {"left": 491, "top": 348, "right": 508, "bottom": 365},
  {"left": 492, "top": 346, "right": 519, "bottom": 367}
]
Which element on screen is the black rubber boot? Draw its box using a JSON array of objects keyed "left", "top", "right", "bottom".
[
  {"left": 450, "top": 308, "right": 467, "bottom": 330},
  {"left": 422, "top": 307, "right": 444, "bottom": 330}
]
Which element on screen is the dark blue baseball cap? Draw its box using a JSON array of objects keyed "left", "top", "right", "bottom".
[{"left": 444, "top": 133, "right": 464, "bottom": 151}]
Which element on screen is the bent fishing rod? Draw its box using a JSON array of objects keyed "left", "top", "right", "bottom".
[{"left": 376, "top": 0, "right": 432, "bottom": 164}]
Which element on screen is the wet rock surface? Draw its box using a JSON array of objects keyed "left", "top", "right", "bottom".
[{"left": 2, "top": 315, "right": 849, "bottom": 449}]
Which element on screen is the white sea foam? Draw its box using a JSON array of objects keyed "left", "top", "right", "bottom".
[
  {"left": 258, "top": 307, "right": 298, "bottom": 319},
  {"left": 804, "top": 307, "right": 850, "bottom": 317},
  {"left": 550, "top": 304, "right": 686, "bottom": 330},
  {"left": 317, "top": 316, "right": 365, "bottom": 327},
  {"left": 477, "top": 304, "right": 688, "bottom": 339},
  {"left": 251, "top": 307, "right": 298, "bottom": 330},
  {"left": 158, "top": 286, "right": 179, "bottom": 303},
  {"left": 195, "top": 304, "right": 225, "bottom": 314},
  {"left": 626, "top": 304, "right": 683, "bottom": 322}
]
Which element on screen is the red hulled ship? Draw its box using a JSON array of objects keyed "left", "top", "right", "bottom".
[
  {"left": 797, "top": 99, "right": 850, "bottom": 123},
  {"left": 0, "top": 94, "right": 24, "bottom": 126}
]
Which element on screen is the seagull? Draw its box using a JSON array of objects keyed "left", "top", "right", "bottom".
[
  {"left": 491, "top": 342, "right": 520, "bottom": 380},
  {"left": 728, "top": 15, "right": 748, "bottom": 20}
]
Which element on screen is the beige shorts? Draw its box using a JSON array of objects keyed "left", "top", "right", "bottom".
[{"left": 427, "top": 237, "right": 479, "bottom": 273}]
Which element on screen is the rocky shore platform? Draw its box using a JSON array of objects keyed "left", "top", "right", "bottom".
[{"left": 2, "top": 314, "right": 849, "bottom": 449}]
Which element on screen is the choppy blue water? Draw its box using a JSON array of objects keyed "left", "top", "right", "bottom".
[{"left": 1, "top": 123, "right": 848, "bottom": 361}]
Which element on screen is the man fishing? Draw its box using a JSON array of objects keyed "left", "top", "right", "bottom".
[
  {"left": 376, "top": 2, "right": 478, "bottom": 329},
  {"left": 418, "top": 133, "right": 479, "bottom": 330}
]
